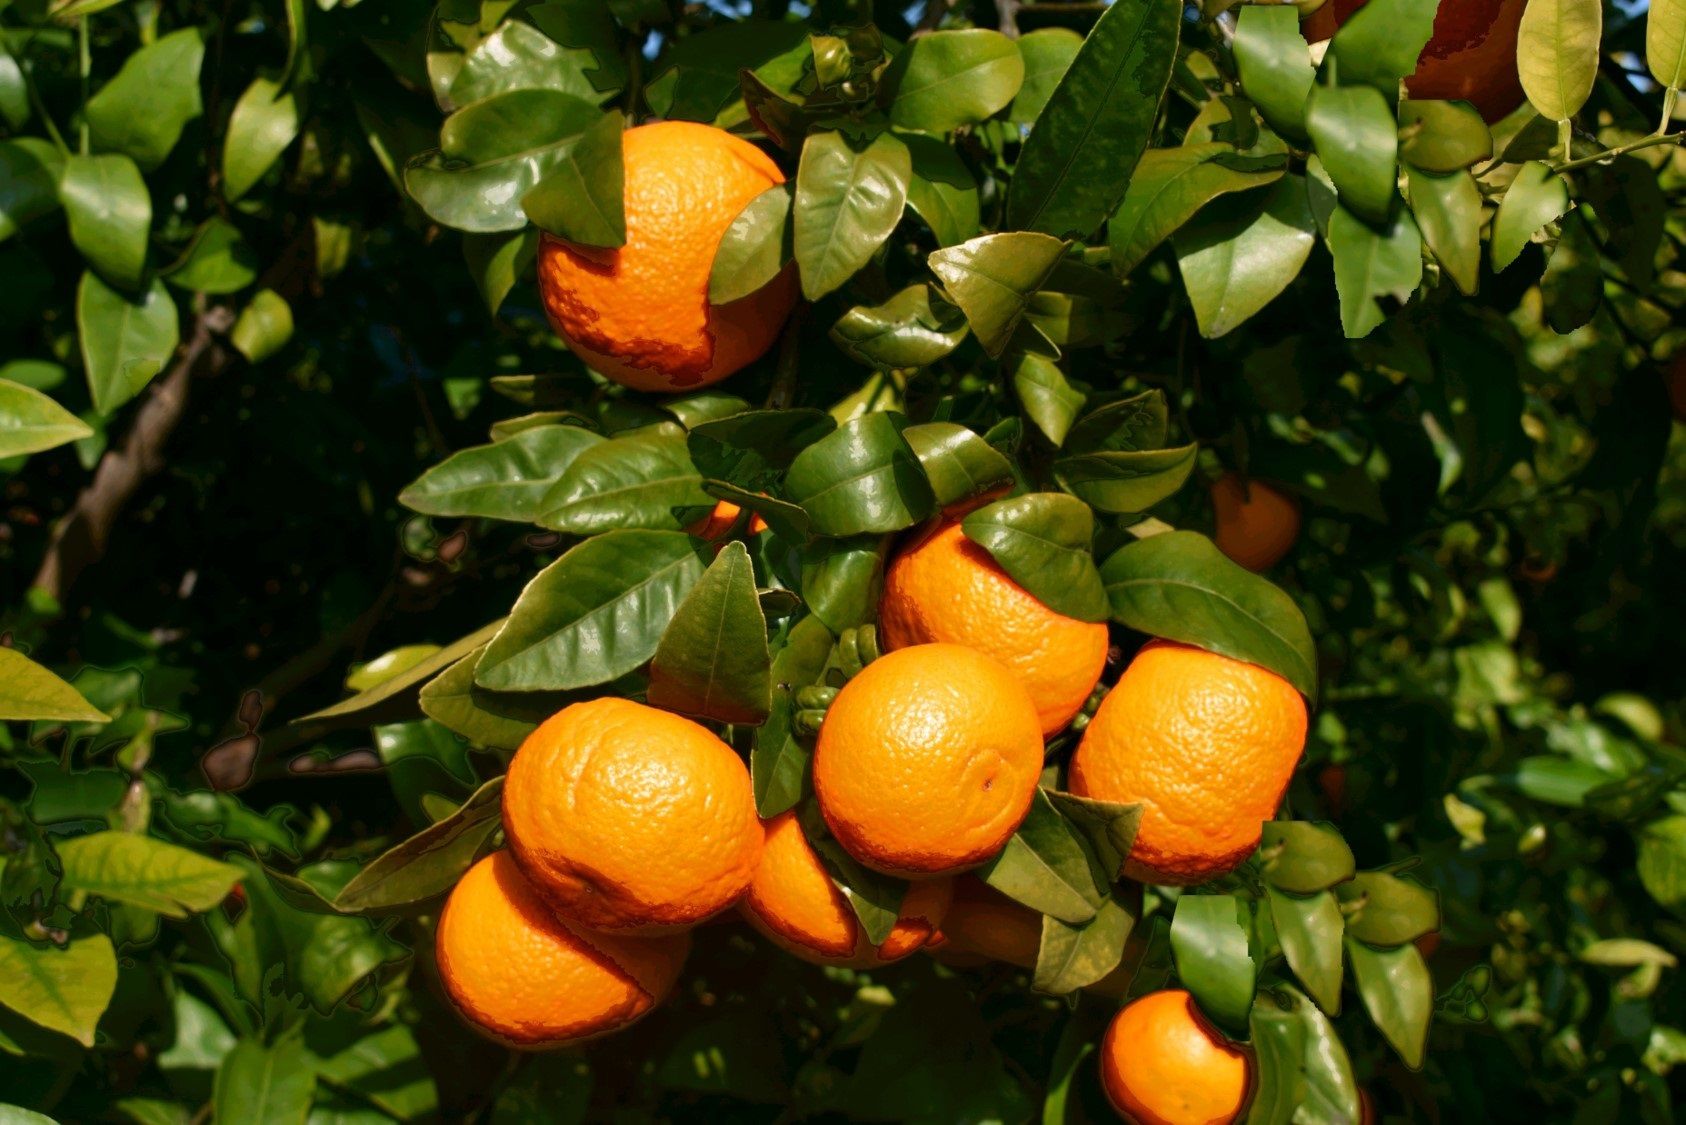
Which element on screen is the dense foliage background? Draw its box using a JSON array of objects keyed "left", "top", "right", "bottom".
[{"left": 1, "top": 0, "right": 1684, "bottom": 1119}]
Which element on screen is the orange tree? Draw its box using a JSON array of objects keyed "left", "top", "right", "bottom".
[{"left": 1, "top": 0, "right": 1685, "bottom": 1119}]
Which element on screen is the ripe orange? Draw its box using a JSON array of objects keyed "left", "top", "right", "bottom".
[
  {"left": 687, "top": 499, "right": 769, "bottom": 540},
  {"left": 435, "top": 852, "right": 690, "bottom": 1048},
  {"left": 1302, "top": 0, "right": 1528, "bottom": 122},
  {"left": 536, "top": 121, "right": 798, "bottom": 393},
  {"left": 740, "top": 811, "right": 952, "bottom": 968},
  {"left": 1209, "top": 472, "right": 1300, "bottom": 572},
  {"left": 1099, "top": 990, "right": 1251, "bottom": 1125},
  {"left": 879, "top": 521, "right": 1109, "bottom": 735},
  {"left": 813, "top": 643, "right": 1044, "bottom": 878},
  {"left": 929, "top": 877, "right": 1043, "bottom": 969},
  {"left": 503, "top": 697, "right": 763, "bottom": 933},
  {"left": 1069, "top": 641, "right": 1307, "bottom": 885}
]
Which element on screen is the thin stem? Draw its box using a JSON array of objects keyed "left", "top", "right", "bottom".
[
  {"left": 77, "top": 16, "right": 90, "bottom": 155},
  {"left": 1553, "top": 130, "right": 1684, "bottom": 173},
  {"left": 1555, "top": 117, "right": 1571, "bottom": 164},
  {"left": 623, "top": 26, "right": 644, "bottom": 124},
  {"left": 1663, "top": 87, "right": 1680, "bottom": 136}
]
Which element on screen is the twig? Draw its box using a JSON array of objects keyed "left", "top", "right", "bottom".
[
  {"left": 914, "top": 0, "right": 954, "bottom": 33},
  {"left": 1553, "top": 130, "right": 1683, "bottom": 173},
  {"left": 30, "top": 305, "right": 235, "bottom": 608},
  {"left": 998, "top": 0, "right": 1020, "bottom": 37}
]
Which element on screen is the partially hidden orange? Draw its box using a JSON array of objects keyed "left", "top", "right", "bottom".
[
  {"left": 879, "top": 521, "right": 1109, "bottom": 735},
  {"left": 537, "top": 121, "right": 797, "bottom": 393},
  {"left": 740, "top": 810, "right": 951, "bottom": 968},
  {"left": 503, "top": 697, "right": 763, "bottom": 933},
  {"left": 1209, "top": 472, "right": 1300, "bottom": 572},
  {"left": 813, "top": 643, "right": 1044, "bottom": 879},
  {"left": 436, "top": 852, "right": 690, "bottom": 1048},
  {"left": 930, "top": 878, "right": 1137, "bottom": 997},
  {"left": 688, "top": 499, "right": 769, "bottom": 540},
  {"left": 1069, "top": 641, "right": 1307, "bottom": 885},
  {"left": 1099, "top": 989, "right": 1252, "bottom": 1125}
]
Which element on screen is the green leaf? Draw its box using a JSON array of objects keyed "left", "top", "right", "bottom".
[
  {"left": 297, "top": 621, "right": 505, "bottom": 725},
  {"left": 222, "top": 75, "right": 302, "bottom": 203},
  {"left": 792, "top": 131, "right": 910, "bottom": 301},
  {"left": 1407, "top": 168, "right": 1480, "bottom": 296},
  {"left": 928, "top": 231, "right": 1067, "bottom": 357},
  {"left": 1064, "top": 390, "right": 1166, "bottom": 453},
  {"left": 165, "top": 218, "right": 260, "bottom": 295},
  {"left": 961, "top": 493, "right": 1107, "bottom": 622},
  {"left": 400, "top": 424, "right": 604, "bottom": 521},
  {"left": 1304, "top": 84, "right": 1397, "bottom": 225},
  {"left": 214, "top": 1036, "right": 316, "bottom": 1125},
  {"left": 1259, "top": 821, "right": 1356, "bottom": 894},
  {"left": 230, "top": 289, "right": 293, "bottom": 364},
  {"left": 1490, "top": 161, "right": 1570, "bottom": 271},
  {"left": 1346, "top": 939, "right": 1432, "bottom": 1069},
  {"left": 886, "top": 29, "right": 1024, "bottom": 133},
  {"left": 57, "top": 832, "right": 241, "bottom": 917},
  {"left": 752, "top": 615, "right": 835, "bottom": 816},
  {"left": 419, "top": 652, "right": 566, "bottom": 749},
  {"left": 1174, "top": 174, "right": 1317, "bottom": 339},
  {"left": 830, "top": 285, "right": 967, "bottom": 370},
  {"left": 903, "top": 422, "right": 1014, "bottom": 510},
  {"left": 710, "top": 185, "right": 793, "bottom": 305},
  {"left": 1170, "top": 894, "right": 1256, "bottom": 1036},
  {"left": 450, "top": 19, "right": 608, "bottom": 106},
  {"left": 1099, "top": 530, "right": 1318, "bottom": 698},
  {"left": 1247, "top": 987, "right": 1361, "bottom": 1125},
  {"left": 1267, "top": 887, "right": 1345, "bottom": 1015},
  {"left": 521, "top": 110, "right": 625, "bottom": 248},
  {"left": 333, "top": 777, "right": 504, "bottom": 913},
  {"left": 85, "top": 28, "right": 204, "bottom": 170},
  {"left": 308, "top": 1024, "right": 438, "bottom": 1121},
  {"left": 800, "top": 536, "right": 887, "bottom": 635},
  {"left": 0, "top": 381, "right": 93, "bottom": 459},
  {"left": 0, "top": 138, "right": 64, "bottom": 242},
  {"left": 689, "top": 407, "right": 836, "bottom": 490},
  {"left": 1648, "top": 0, "right": 1686, "bottom": 89},
  {"left": 1108, "top": 145, "right": 1285, "bottom": 276},
  {"left": 798, "top": 802, "right": 904, "bottom": 945},
  {"left": 476, "top": 529, "right": 707, "bottom": 691},
  {"left": 1035, "top": 888, "right": 1137, "bottom": 995},
  {"left": 1399, "top": 100, "right": 1493, "bottom": 172},
  {"left": 1006, "top": 0, "right": 1182, "bottom": 237},
  {"left": 978, "top": 789, "right": 1105, "bottom": 925},
  {"left": 463, "top": 228, "right": 538, "bottom": 316},
  {"left": 1053, "top": 444, "right": 1197, "bottom": 514},
  {"left": 1336, "top": 872, "right": 1439, "bottom": 946},
  {"left": 647, "top": 542, "right": 773, "bottom": 724},
  {"left": 1010, "top": 28, "right": 1082, "bottom": 124},
  {"left": 1517, "top": 0, "right": 1602, "bottom": 121},
  {"left": 1323, "top": 0, "right": 1439, "bottom": 94},
  {"left": 1233, "top": 6, "right": 1314, "bottom": 141},
  {"left": 0, "top": 929, "right": 117, "bottom": 1047},
  {"left": 785, "top": 412, "right": 936, "bottom": 536},
  {"left": 1042, "top": 790, "right": 1143, "bottom": 883},
  {"left": 1542, "top": 207, "right": 1603, "bottom": 333},
  {"left": 540, "top": 425, "right": 712, "bottom": 534},
  {"left": 1638, "top": 816, "right": 1686, "bottom": 913},
  {"left": 902, "top": 132, "right": 980, "bottom": 248},
  {"left": 1012, "top": 354, "right": 1086, "bottom": 446},
  {"left": 76, "top": 272, "right": 180, "bottom": 417},
  {"left": 59, "top": 154, "right": 151, "bottom": 291},
  {"left": 1327, "top": 203, "right": 1422, "bottom": 339},
  {"left": 644, "top": 19, "right": 806, "bottom": 122}
]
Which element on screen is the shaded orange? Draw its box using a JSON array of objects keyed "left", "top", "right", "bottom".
[
  {"left": 536, "top": 121, "right": 797, "bottom": 392},
  {"left": 1209, "top": 473, "right": 1300, "bottom": 572},
  {"left": 435, "top": 852, "right": 689, "bottom": 1048},
  {"left": 813, "top": 644, "right": 1044, "bottom": 878},
  {"left": 879, "top": 521, "right": 1109, "bottom": 735},
  {"left": 930, "top": 877, "right": 1044, "bottom": 969},
  {"left": 503, "top": 697, "right": 763, "bottom": 933},
  {"left": 1069, "top": 641, "right": 1307, "bottom": 885},
  {"left": 1099, "top": 990, "right": 1251, "bottom": 1125},
  {"left": 687, "top": 500, "right": 769, "bottom": 540},
  {"left": 740, "top": 810, "right": 952, "bottom": 968}
]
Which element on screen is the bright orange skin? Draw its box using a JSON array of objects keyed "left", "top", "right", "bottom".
[
  {"left": 536, "top": 121, "right": 798, "bottom": 393},
  {"left": 879, "top": 521, "right": 1109, "bottom": 735},
  {"left": 503, "top": 698, "right": 764, "bottom": 933},
  {"left": 1100, "top": 990, "right": 1251, "bottom": 1125},
  {"left": 1209, "top": 473, "right": 1300, "bottom": 572},
  {"left": 687, "top": 500, "right": 769, "bottom": 540},
  {"left": 435, "top": 852, "right": 689, "bottom": 1048},
  {"left": 813, "top": 644, "right": 1044, "bottom": 878},
  {"left": 1070, "top": 642, "right": 1307, "bottom": 886},
  {"left": 1302, "top": 0, "right": 1528, "bottom": 122},
  {"left": 741, "top": 811, "right": 953, "bottom": 968}
]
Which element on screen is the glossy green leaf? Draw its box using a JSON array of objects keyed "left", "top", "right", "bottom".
[
  {"left": 752, "top": 615, "right": 835, "bottom": 817},
  {"left": 1010, "top": 28, "right": 1082, "bottom": 124},
  {"left": 928, "top": 231, "right": 1067, "bottom": 357},
  {"left": 1053, "top": 444, "right": 1197, "bottom": 514},
  {"left": 1260, "top": 821, "right": 1356, "bottom": 894},
  {"left": 1099, "top": 530, "right": 1318, "bottom": 698},
  {"left": 1399, "top": 100, "right": 1493, "bottom": 172},
  {"left": 165, "top": 218, "right": 260, "bottom": 295},
  {"left": 1346, "top": 939, "right": 1432, "bottom": 1068},
  {"left": 0, "top": 929, "right": 117, "bottom": 1047},
  {"left": 540, "top": 425, "right": 711, "bottom": 534},
  {"left": 0, "top": 138, "right": 64, "bottom": 242},
  {"left": 0, "top": 380, "right": 93, "bottom": 459},
  {"left": 1407, "top": 167, "right": 1480, "bottom": 296},
  {"left": 1108, "top": 144, "right": 1285, "bottom": 276},
  {"left": 902, "top": 422, "right": 1014, "bottom": 509},
  {"left": 800, "top": 536, "right": 887, "bottom": 635},
  {"left": 1175, "top": 174, "right": 1316, "bottom": 339},
  {"left": 1648, "top": 0, "right": 1686, "bottom": 89},
  {"left": 400, "top": 424, "right": 604, "bottom": 521},
  {"left": 1247, "top": 987, "right": 1361, "bottom": 1124},
  {"left": 77, "top": 273, "right": 180, "bottom": 416},
  {"left": 1012, "top": 354, "right": 1086, "bottom": 446},
  {"left": 978, "top": 789, "right": 1105, "bottom": 925},
  {"left": 476, "top": 529, "right": 707, "bottom": 691},
  {"left": 85, "top": 28, "right": 204, "bottom": 170},
  {"left": 309, "top": 1024, "right": 438, "bottom": 1121},
  {"left": 1324, "top": 0, "right": 1439, "bottom": 93},
  {"left": 710, "top": 185, "right": 793, "bottom": 305},
  {"left": 1006, "top": 0, "right": 1181, "bottom": 237},
  {"left": 463, "top": 227, "right": 539, "bottom": 316},
  {"left": 450, "top": 19, "right": 607, "bottom": 106},
  {"left": 334, "top": 777, "right": 504, "bottom": 913},
  {"left": 792, "top": 130, "right": 910, "bottom": 301},
  {"left": 644, "top": 19, "right": 806, "bottom": 122},
  {"left": 830, "top": 285, "right": 967, "bottom": 370},
  {"left": 1063, "top": 389, "right": 1166, "bottom": 453},
  {"left": 1042, "top": 789, "right": 1143, "bottom": 884},
  {"left": 886, "top": 29, "right": 1024, "bottom": 133},
  {"left": 1490, "top": 161, "right": 1570, "bottom": 271},
  {"left": 1638, "top": 815, "right": 1686, "bottom": 913},
  {"left": 56, "top": 832, "right": 241, "bottom": 917},
  {"left": 59, "top": 153, "right": 151, "bottom": 291},
  {"left": 214, "top": 1036, "right": 316, "bottom": 1124},
  {"left": 419, "top": 652, "right": 566, "bottom": 750},
  {"left": 297, "top": 621, "right": 505, "bottom": 725},
  {"left": 1233, "top": 6, "right": 1314, "bottom": 141},
  {"left": 1305, "top": 84, "right": 1398, "bottom": 225},
  {"left": 961, "top": 493, "right": 1107, "bottom": 622},
  {"left": 902, "top": 132, "right": 980, "bottom": 247},
  {"left": 1268, "top": 887, "right": 1345, "bottom": 1015},
  {"left": 230, "top": 289, "right": 293, "bottom": 364},
  {"left": 1327, "top": 203, "right": 1422, "bottom": 339},
  {"left": 1337, "top": 872, "right": 1439, "bottom": 946},
  {"left": 521, "top": 110, "right": 625, "bottom": 248},
  {"left": 222, "top": 75, "right": 302, "bottom": 203},
  {"left": 1035, "top": 889, "right": 1137, "bottom": 996},
  {"left": 689, "top": 408, "right": 836, "bottom": 490},
  {"left": 785, "top": 412, "right": 935, "bottom": 536},
  {"left": 1517, "top": 0, "right": 1602, "bottom": 121},
  {"left": 648, "top": 541, "right": 773, "bottom": 725},
  {"left": 1170, "top": 893, "right": 1256, "bottom": 1036}
]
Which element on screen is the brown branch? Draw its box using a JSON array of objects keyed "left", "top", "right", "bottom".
[{"left": 30, "top": 305, "right": 235, "bottom": 607}]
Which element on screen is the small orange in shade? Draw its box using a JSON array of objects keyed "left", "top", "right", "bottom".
[
  {"left": 1209, "top": 472, "right": 1300, "bottom": 572},
  {"left": 502, "top": 698, "right": 763, "bottom": 934},
  {"left": 929, "top": 877, "right": 1044, "bottom": 969},
  {"left": 1099, "top": 990, "right": 1251, "bottom": 1125},
  {"left": 1070, "top": 641, "right": 1307, "bottom": 886},
  {"left": 879, "top": 520, "right": 1109, "bottom": 735},
  {"left": 536, "top": 121, "right": 797, "bottom": 392},
  {"left": 687, "top": 500, "right": 769, "bottom": 540},
  {"left": 813, "top": 644, "right": 1044, "bottom": 878},
  {"left": 435, "top": 852, "right": 690, "bottom": 1048},
  {"left": 741, "top": 811, "right": 952, "bottom": 968}
]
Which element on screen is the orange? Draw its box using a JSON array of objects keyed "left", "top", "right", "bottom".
[
  {"left": 1069, "top": 641, "right": 1307, "bottom": 885},
  {"left": 435, "top": 852, "right": 689, "bottom": 1048},
  {"left": 536, "top": 121, "right": 798, "bottom": 392},
  {"left": 503, "top": 697, "right": 763, "bottom": 933},
  {"left": 740, "top": 810, "right": 952, "bottom": 968},
  {"left": 1209, "top": 472, "right": 1300, "bottom": 572},
  {"left": 879, "top": 521, "right": 1109, "bottom": 735},
  {"left": 930, "top": 877, "right": 1044, "bottom": 969},
  {"left": 1099, "top": 990, "right": 1251, "bottom": 1125},
  {"left": 1302, "top": 0, "right": 1528, "bottom": 122},
  {"left": 687, "top": 500, "right": 769, "bottom": 540},
  {"left": 813, "top": 643, "right": 1044, "bottom": 878}
]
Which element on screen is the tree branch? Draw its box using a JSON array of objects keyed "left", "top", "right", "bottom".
[{"left": 30, "top": 305, "right": 235, "bottom": 608}]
